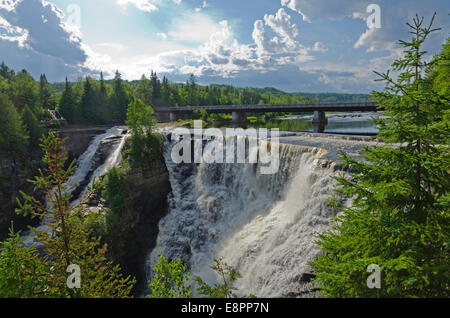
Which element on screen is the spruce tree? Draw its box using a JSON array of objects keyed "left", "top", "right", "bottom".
[
  {"left": 95, "top": 72, "right": 109, "bottom": 123},
  {"left": 150, "top": 71, "right": 161, "bottom": 102},
  {"left": 311, "top": 14, "right": 449, "bottom": 298},
  {"left": 111, "top": 71, "right": 129, "bottom": 122},
  {"left": 59, "top": 78, "right": 81, "bottom": 124},
  {"left": 80, "top": 77, "right": 97, "bottom": 123},
  {"left": 16, "top": 132, "right": 135, "bottom": 297},
  {"left": 39, "top": 74, "right": 56, "bottom": 110}
]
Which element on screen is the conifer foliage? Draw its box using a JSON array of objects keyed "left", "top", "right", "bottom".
[
  {"left": 2, "top": 132, "right": 136, "bottom": 297},
  {"left": 311, "top": 14, "right": 449, "bottom": 298}
]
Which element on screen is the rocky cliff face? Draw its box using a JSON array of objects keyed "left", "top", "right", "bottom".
[
  {"left": 57, "top": 127, "right": 107, "bottom": 168},
  {"left": 0, "top": 154, "right": 42, "bottom": 239},
  {"left": 105, "top": 142, "right": 171, "bottom": 296},
  {"left": 0, "top": 127, "right": 107, "bottom": 241}
]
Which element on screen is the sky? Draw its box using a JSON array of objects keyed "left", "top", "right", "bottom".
[{"left": 0, "top": 0, "right": 449, "bottom": 93}]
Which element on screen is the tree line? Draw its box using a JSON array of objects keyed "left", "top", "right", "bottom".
[{"left": 0, "top": 65, "right": 316, "bottom": 157}]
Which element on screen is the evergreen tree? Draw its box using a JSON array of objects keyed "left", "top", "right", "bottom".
[
  {"left": 10, "top": 70, "right": 40, "bottom": 115},
  {"left": 0, "top": 93, "right": 29, "bottom": 156},
  {"left": 111, "top": 71, "right": 129, "bottom": 122},
  {"left": 95, "top": 72, "right": 109, "bottom": 123},
  {"left": 16, "top": 132, "right": 135, "bottom": 297},
  {"left": 187, "top": 74, "right": 199, "bottom": 106},
  {"left": 134, "top": 74, "right": 153, "bottom": 106},
  {"left": 0, "top": 62, "right": 15, "bottom": 80},
  {"left": 59, "top": 77, "right": 82, "bottom": 124},
  {"left": 39, "top": 74, "right": 56, "bottom": 110},
  {"left": 161, "top": 76, "right": 170, "bottom": 105},
  {"left": 311, "top": 14, "right": 449, "bottom": 298},
  {"left": 150, "top": 71, "right": 161, "bottom": 101},
  {"left": 100, "top": 71, "right": 107, "bottom": 96},
  {"left": 21, "top": 104, "right": 44, "bottom": 144},
  {"left": 80, "top": 77, "right": 98, "bottom": 123},
  {"left": 0, "top": 228, "right": 49, "bottom": 298}
]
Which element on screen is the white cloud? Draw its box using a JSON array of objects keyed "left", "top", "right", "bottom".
[
  {"left": 312, "top": 41, "right": 328, "bottom": 52},
  {"left": 252, "top": 19, "right": 282, "bottom": 54},
  {"left": 0, "top": 0, "right": 17, "bottom": 11},
  {"left": 282, "top": 0, "right": 448, "bottom": 55},
  {"left": 168, "top": 12, "right": 222, "bottom": 43},
  {"left": 264, "top": 8, "right": 298, "bottom": 42},
  {"left": 116, "top": 0, "right": 158, "bottom": 12},
  {"left": 252, "top": 8, "right": 309, "bottom": 60},
  {"left": 0, "top": 0, "right": 87, "bottom": 66},
  {"left": 281, "top": 0, "right": 365, "bottom": 22},
  {"left": 173, "top": 0, "right": 182, "bottom": 4}
]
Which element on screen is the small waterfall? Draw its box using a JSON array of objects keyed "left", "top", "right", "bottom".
[
  {"left": 23, "top": 126, "right": 129, "bottom": 247},
  {"left": 72, "top": 127, "right": 130, "bottom": 206},
  {"left": 146, "top": 136, "right": 339, "bottom": 297}
]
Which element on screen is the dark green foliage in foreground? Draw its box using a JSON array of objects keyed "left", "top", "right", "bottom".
[
  {"left": 147, "top": 254, "right": 192, "bottom": 298},
  {"left": 311, "top": 14, "right": 449, "bottom": 298},
  {"left": 0, "top": 228, "right": 49, "bottom": 298},
  {"left": 195, "top": 257, "right": 244, "bottom": 298},
  {"left": 0, "top": 132, "right": 136, "bottom": 297},
  {"left": 147, "top": 256, "right": 253, "bottom": 298}
]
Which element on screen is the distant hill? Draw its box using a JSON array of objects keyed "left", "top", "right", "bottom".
[
  {"left": 176, "top": 84, "right": 373, "bottom": 103},
  {"left": 294, "top": 92, "right": 373, "bottom": 103}
]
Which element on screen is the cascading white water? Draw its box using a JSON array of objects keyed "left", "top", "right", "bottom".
[
  {"left": 146, "top": 136, "right": 339, "bottom": 297},
  {"left": 23, "top": 126, "right": 129, "bottom": 247},
  {"left": 72, "top": 127, "right": 130, "bottom": 206}
]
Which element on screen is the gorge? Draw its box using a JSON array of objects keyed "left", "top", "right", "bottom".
[{"left": 1, "top": 124, "right": 379, "bottom": 297}]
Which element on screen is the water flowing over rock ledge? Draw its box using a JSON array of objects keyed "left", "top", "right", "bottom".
[{"left": 144, "top": 132, "right": 374, "bottom": 298}]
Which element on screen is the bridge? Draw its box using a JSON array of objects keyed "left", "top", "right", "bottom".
[{"left": 154, "top": 102, "right": 380, "bottom": 133}]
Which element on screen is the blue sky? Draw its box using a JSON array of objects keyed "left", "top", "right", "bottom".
[{"left": 0, "top": 0, "right": 449, "bottom": 93}]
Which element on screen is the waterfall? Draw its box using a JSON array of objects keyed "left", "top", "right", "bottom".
[
  {"left": 72, "top": 127, "right": 130, "bottom": 206},
  {"left": 146, "top": 136, "right": 339, "bottom": 297},
  {"left": 22, "top": 126, "right": 129, "bottom": 247}
]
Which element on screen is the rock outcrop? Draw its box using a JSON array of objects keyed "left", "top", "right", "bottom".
[{"left": 104, "top": 141, "right": 171, "bottom": 296}]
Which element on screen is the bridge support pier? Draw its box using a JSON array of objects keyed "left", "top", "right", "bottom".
[
  {"left": 312, "top": 111, "right": 328, "bottom": 133},
  {"left": 154, "top": 112, "right": 170, "bottom": 123},
  {"left": 169, "top": 112, "right": 177, "bottom": 122},
  {"left": 232, "top": 112, "right": 248, "bottom": 124}
]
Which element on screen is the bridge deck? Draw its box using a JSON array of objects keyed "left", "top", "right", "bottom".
[{"left": 154, "top": 102, "right": 380, "bottom": 114}]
